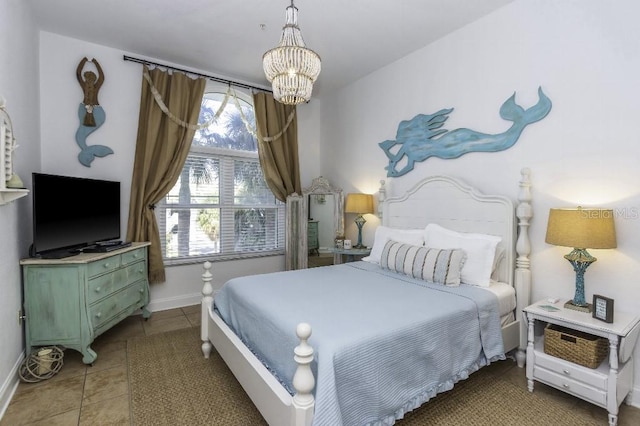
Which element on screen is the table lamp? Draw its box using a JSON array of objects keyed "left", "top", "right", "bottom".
[
  {"left": 545, "top": 207, "right": 616, "bottom": 312},
  {"left": 345, "top": 193, "right": 374, "bottom": 249}
]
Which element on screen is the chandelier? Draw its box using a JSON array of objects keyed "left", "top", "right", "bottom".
[{"left": 262, "top": 0, "right": 321, "bottom": 105}]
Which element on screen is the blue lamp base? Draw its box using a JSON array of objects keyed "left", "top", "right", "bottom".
[
  {"left": 353, "top": 214, "right": 367, "bottom": 249},
  {"left": 563, "top": 248, "right": 596, "bottom": 313}
]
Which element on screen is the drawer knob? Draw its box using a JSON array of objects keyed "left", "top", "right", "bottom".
[
  {"left": 134, "top": 253, "right": 139, "bottom": 258},
  {"left": 139, "top": 288, "right": 144, "bottom": 293},
  {"left": 563, "top": 369, "right": 570, "bottom": 375},
  {"left": 95, "top": 312, "right": 102, "bottom": 318},
  {"left": 95, "top": 287, "right": 101, "bottom": 292},
  {"left": 103, "top": 263, "right": 110, "bottom": 268},
  {"left": 563, "top": 383, "right": 570, "bottom": 389}
]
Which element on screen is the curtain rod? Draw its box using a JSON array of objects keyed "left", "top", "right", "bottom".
[{"left": 123, "top": 55, "right": 271, "bottom": 93}]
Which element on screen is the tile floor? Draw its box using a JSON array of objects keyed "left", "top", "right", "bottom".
[
  {"left": 1, "top": 305, "right": 640, "bottom": 425},
  {"left": 1, "top": 305, "right": 200, "bottom": 425}
]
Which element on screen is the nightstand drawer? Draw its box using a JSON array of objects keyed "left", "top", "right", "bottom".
[
  {"left": 536, "top": 350, "right": 606, "bottom": 389},
  {"left": 534, "top": 365, "right": 607, "bottom": 406}
]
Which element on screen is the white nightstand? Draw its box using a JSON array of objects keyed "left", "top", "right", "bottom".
[
  {"left": 524, "top": 300, "right": 640, "bottom": 426},
  {"left": 330, "top": 247, "right": 371, "bottom": 264}
]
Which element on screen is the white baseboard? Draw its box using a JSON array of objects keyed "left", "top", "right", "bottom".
[
  {"left": 0, "top": 352, "right": 24, "bottom": 421},
  {"left": 147, "top": 292, "right": 202, "bottom": 313}
]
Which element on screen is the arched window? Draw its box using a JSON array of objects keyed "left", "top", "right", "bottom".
[{"left": 157, "top": 84, "right": 284, "bottom": 263}]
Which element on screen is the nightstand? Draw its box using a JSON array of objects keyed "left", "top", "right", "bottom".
[
  {"left": 524, "top": 300, "right": 640, "bottom": 426},
  {"left": 330, "top": 247, "right": 371, "bottom": 264}
]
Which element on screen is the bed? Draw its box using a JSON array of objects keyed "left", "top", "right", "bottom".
[{"left": 201, "top": 169, "right": 533, "bottom": 425}]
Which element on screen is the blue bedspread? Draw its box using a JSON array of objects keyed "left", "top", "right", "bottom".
[{"left": 214, "top": 261, "right": 505, "bottom": 426}]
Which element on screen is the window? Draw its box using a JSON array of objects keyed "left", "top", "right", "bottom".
[{"left": 157, "top": 85, "right": 284, "bottom": 264}]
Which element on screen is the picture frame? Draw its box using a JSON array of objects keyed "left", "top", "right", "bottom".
[{"left": 592, "top": 294, "right": 614, "bottom": 323}]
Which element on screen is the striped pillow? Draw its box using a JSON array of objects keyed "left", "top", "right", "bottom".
[{"left": 380, "top": 240, "right": 466, "bottom": 286}]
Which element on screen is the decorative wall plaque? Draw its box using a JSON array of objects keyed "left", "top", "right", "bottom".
[
  {"left": 379, "top": 87, "right": 552, "bottom": 177},
  {"left": 75, "top": 57, "right": 113, "bottom": 167}
]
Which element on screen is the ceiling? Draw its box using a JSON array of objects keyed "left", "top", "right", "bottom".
[{"left": 27, "top": 0, "right": 514, "bottom": 97}]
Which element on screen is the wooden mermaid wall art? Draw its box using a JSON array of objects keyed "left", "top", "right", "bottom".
[
  {"left": 379, "top": 87, "right": 552, "bottom": 177},
  {"left": 75, "top": 57, "right": 113, "bottom": 167}
]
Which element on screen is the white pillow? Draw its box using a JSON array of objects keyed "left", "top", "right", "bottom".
[
  {"left": 362, "top": 225, "right": 424, "bottom": 264},
  {"left": 423, "top": 224, "right": 501, "bottom": 287}
]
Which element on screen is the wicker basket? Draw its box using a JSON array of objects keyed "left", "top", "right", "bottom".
[{"left": 544, "top": 324, "right": 608, "bottom": 369}]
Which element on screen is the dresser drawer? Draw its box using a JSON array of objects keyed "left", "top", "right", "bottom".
[
  {"left": 534, "top": 365, "right": 607, "bottom": 406},
  {"left": 536, "top": 351, "right": 607, "bottom": 389},
  {"left": 122, "top": 248, "right": 146, "bottom": 266},
  {"left": 87, "top": 269, "right": 127, "bottom": 304},
  {"left": 87, "top": 255, "right": 121, "bottom": 277},
  {"left": 125, "top": 262, "right": 147, "bottom": 285},
  {"left": 89, "top": 283, "right": 146, "bottom": 328}
]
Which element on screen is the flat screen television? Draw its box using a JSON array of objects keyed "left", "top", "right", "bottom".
[{"left": 31, "top": 173, "right": 121, "bottom": 258}]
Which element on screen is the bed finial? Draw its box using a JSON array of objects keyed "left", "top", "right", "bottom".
[
  {"left": 201, "top": 261, "right": 213, "bottom": 359},
  {"left": 292, "top": 323, "right": 315, "bottom": 423},
  {"left": 516, "top": 168, "right": 532, "bottom": 269},
  {"left": 378, "top": 180, "right": 386, "bottom": 218}
]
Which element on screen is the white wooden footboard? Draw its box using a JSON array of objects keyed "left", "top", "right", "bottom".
[{"left": 201, "top": 262, "right": 315, "bottom": 426}]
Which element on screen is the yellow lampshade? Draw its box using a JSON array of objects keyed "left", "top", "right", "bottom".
[
  {"left": 345, "top": 193, "right": 374, "bottom": 215},
  {"left": 545, "top": 208, "right": 617, "bottom": 249}
]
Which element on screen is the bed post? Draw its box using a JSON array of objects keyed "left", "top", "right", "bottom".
[
  {"left": 514, "top": 168, "right": 532, "bottom": 368},
  {"left": 201, "top": 261, "right": 213, "bottom": 359},
  {"left": 378, "top": 180, "right": 386, "bottom": 219},
  {"left": 291, "top": 323, "right": 315, "bottom": 426}
]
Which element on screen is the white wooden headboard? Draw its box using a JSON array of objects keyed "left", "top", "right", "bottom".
[
  {"left": 380, "top": 175, "right": 515, "bottom": 285},
  {"left": 378, "top": 168, "right": 533, "bottom": 366}
]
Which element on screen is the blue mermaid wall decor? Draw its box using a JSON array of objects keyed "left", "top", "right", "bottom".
[
  {"left": 75, "top": 57, "right": 113, "bottom": 167},
  {"left": 379, "top": 87, "right": 552, "bottom": 177}
]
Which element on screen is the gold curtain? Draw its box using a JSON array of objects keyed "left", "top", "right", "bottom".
[
  {"left": 127, "top": 66, "right": 206, "bottom": 283},
  {"left": 252, "top": 92, "right": 302, "bottom": 202}
]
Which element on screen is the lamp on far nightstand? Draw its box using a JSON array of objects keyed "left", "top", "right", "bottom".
[
  {"left": 545, "top": 207, "right": 617, "bottom": 313},
  {"left": 345, "top": 193, "right": 374, "bottom": 249}
]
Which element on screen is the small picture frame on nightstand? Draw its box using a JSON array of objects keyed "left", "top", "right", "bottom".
[{"left": 592, "top": 294, "right": 614, "bottom": 323}]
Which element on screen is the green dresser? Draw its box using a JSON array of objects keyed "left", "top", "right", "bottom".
[
  {"left": 21, "top": 242, "right": 151, "bottom": 364},
  {"left": 308, "top": 220, "right": 319, "bottom": 255}
]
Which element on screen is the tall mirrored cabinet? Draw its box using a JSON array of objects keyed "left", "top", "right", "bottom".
[{"left": 285, "top": 177, "right": 344, "bottom": 270}]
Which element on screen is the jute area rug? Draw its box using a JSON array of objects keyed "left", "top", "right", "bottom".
[{"left": 127, "top": 327, "right": 600, "bottom": 426}]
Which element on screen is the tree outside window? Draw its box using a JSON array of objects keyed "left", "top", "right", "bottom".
[{"left": 158, "top": 86, "right": 284, "bottom": 263}]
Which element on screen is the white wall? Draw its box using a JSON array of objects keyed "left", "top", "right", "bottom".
[
  {"left": 0, "top": 0, "right": 41, "bottom": 417},
  {"left": 320, "top": 0, "right": 640, "bottom": 403}
]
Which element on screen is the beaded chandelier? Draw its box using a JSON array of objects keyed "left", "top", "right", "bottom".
[{"left": 262, "top": 0, "right": 321, "bottom": 105}]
